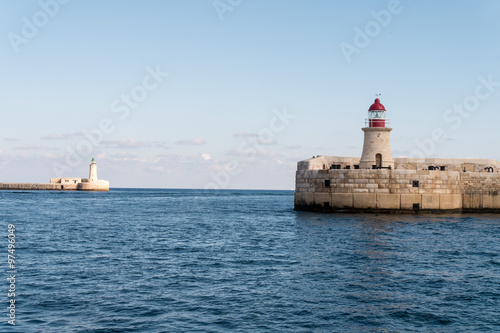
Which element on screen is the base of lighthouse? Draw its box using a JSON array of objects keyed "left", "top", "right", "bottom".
[{"left": 359, "top": 127, "right": 394, "bottom": 169}]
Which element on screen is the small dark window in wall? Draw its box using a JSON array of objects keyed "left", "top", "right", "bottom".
[
  {"left": 345, "top": 165, "right": 351, "bottom": 169},
  {"left": 413, "top": 203, "right": 420, "bottom": 211},
  {"left": 440, "top": 166, "right": 446, "bottom": 171},
  {"left": 412, "top": 180, "right": 419, "bottom": 187},
  {"left": 325, "top": 180, "right": 331, "bottom": 188},
  {"left": 354, "top": 165, "right": 360, "bottom": 169},
  {"left": 428, "top": 166, "right": 434, "bottom": 170}
]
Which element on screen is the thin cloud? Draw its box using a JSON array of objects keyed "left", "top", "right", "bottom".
[
  {"left": 102, "top": 139, "right": 151, "bottom": 148},
  {"left": 42, "top": 132, "right": 84, "bottom": 140},
  {"left": 152, "top": 141, "right": 171, "bottom": 149},
  {"left": 233, "top": 131, "right": 257, "bottom": 138},
  {"left": 3, "top": 138, "right": 19, "bottom": 142},
  {"left": 147, "top": 166, "right": 165, "bottom": 172},
  {"left": 285, "top": 144, "right": 303, "bottom": 149},
  {"left": 227, "top": 148, "right": 281, "bottom": 157},
  {"left": 110, "top": 152, "right": 140, "bottom": 159},
  {"left": 176, "top": 138, "right": 206, "bottom": 145},
  {"left": 233, "top": 132, "right": 276, "bottom": 145},
  {"left": 14, "top": 144, "right": 43, "bottom": 150},
  {"left": 146, "top": 152, "right": 214, "bottom": 174},
  {"left": 256, "top": 138, "right": 277, "bottom": 145}
]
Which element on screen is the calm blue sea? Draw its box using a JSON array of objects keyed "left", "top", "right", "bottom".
[{"left": 1, "top": 189, "right": 500, "bottom": 332}]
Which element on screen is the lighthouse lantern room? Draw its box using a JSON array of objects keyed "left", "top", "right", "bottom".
[{"left": 367, "top": 98, "right": 387, "bottom": 127}]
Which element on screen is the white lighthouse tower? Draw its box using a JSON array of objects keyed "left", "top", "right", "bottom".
[
  {"left": 89, "top": 157, "right": 98, "bottom": 182},
  {"left": 359, "top": 98, "right": 394, "bottom": 169}
]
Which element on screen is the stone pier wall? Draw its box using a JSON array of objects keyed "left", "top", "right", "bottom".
[
  {"left": 461, "top": 172, "right": 500, "bottom": 211},
  {"left": 295, "top": 169, "right": 463, "bottom": 213},
  {"left": 295, "top": 156, "right": 500, "bottom": 213},
  {"left": 0, "top": 182, "right": 109, "bottom": 191},
  {"left": 0, "top": 183, "right": 64, "bottom": 191}
]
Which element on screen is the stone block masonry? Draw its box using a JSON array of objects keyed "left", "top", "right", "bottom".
[
  {"left": 294, "top": 156, "right": 500, "bottom": 213},
  {"left": 0, "top": 183, "right": 62, "bottom": 191}
]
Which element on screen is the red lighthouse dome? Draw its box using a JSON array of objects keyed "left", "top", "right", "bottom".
[
  {"left": 367, "top": 98, "right": 386, "bottom": 127},
  {"left": 369, "top": 98, "right": 386, "bottom": 111}
]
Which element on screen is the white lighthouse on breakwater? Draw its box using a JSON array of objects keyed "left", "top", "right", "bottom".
[
  {"left": 49, "top": 158, "right": 109, "bottom": 191},
  {"left": 1, "top": 158, "right": 110, "bottom": 191}
]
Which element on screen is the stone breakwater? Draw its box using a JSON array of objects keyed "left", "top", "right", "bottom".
[
  {"left": 0, "top": 182, "right": 109, "bottom": 191},
  {"left": 0, "top": 183, "right": 62, "bottom": 191},
  {"left": 294, "top": 156, "right": 500, "bottom": 213}
]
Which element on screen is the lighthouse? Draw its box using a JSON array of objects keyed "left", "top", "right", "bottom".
[
  {"left": 295, "top": 95, "right": 500, "bottom": 213},
  {"left": 89, "top": 157, "right": 98, "bottom": 182},
  {"left": 359, "top": 98, "right": 394, "bottom": 169}
]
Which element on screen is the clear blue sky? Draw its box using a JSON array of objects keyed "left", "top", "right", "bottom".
[{"left": 1, "top": 0, "right": 500, "bottom": 189}]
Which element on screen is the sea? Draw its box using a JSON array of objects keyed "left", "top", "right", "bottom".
[{"left": 1, "top": 188, "right": 500, "bottom": 332}]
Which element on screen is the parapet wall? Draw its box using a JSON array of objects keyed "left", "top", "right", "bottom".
[
  {"left": 297, "top": 156, "right": 360, "bottom": 171},
  {"left": 394, "top": 158, "right": 500, "bottom": 173},
  {"left": 298, "top": 156, "right": 500, "bottom": 172},
  {"left": 295, "top": 156, "right": 500, "bottom": 213}
]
